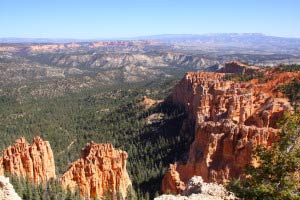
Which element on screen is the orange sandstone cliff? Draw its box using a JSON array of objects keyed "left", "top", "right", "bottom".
[
  {"left": 0, "top": 137, "right": 56, "bottom": 185},
  {"left": 162, "top": 64, "right": 300, "bottom": 194},
  {"left": 61, "top": 142, "right": 132, "bottom": 199}
]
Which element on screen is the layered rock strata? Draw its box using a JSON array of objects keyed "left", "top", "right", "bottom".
[
  {"left": 61, "top": 142, "right": 131, "bottom": 200},
  {"left": 0, "top": 137, "right": 56, "bottom": 185},
  {"left": 162, "top": 66, "right": 300, "bottom": 193}
]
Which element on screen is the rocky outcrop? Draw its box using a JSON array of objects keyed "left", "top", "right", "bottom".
[
  {"left": 173, "top": 120, "right": 279, "bottom": 184},
  {"left": 0, "top": 137, "right": 56, "bottom": 185},
  {"left": 0, "top": 137, "right": 132, "bottom": 199},
  {"left": 60, "top": 142, "right": 131, "bottom": 200},
  {"left": 162, "top": 68, "right": 300, "bottom": 193},
  {"left": 157, "top": 176, "right": 236, "bottom": 200},
  {"left": 0, "top": 176, "right": 22, "bottom": 200},
  {"left": 162, "top": 164, "right": 186, "bottom": 194},
  {"left": 217, "top": 61, "right": 261, "bottom": 75},
  {"left": 139, "top": 96, "right": 163, "bottom": 110}
]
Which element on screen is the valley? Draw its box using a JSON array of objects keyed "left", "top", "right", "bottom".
[{"left": 0, "top": 36, "right": 300, "bottom": 199}]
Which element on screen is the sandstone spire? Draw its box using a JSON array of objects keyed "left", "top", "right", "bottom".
[
  {"left": 0, "top": 136, "right": 56, "bottom": 185},
  {"left": 61, "top": 142, "right": 132, "bottom": 199}
]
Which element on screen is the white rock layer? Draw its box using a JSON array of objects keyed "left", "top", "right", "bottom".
[
  {"left": 0, "top": 176, "right": 21, "bottom": 200},
  {"left": 156, "top": 176, "right": 237, "bottom": 200}
]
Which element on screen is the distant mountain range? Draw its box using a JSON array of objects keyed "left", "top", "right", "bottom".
[
  {"left": 144, "top": 33, "right": 299, "bottom": 41},
  {"left": 1, "top": 33, "right": 300, "bottom": 55},
  {"left": 135, "top": 33, "right": 300, "bottom": 40},
  {"left": 1, "top": 33, "right": 300, "bottom": 43},
  {"left": 0, "top": 38, "right": 92, "bottom": 43},
  {"left": 136, "top": 33, "right": 300, "bottom": 50}
]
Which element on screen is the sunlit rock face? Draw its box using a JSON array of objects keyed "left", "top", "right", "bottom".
[
  {"left": 162, "top": 63, "right": 300, "bottom": 194},
  {"left": 60, "top": 142, "right": 132, "bottom": 200},
  {"left": 0, "top": 137, "right": 56, "bottom": 185}
]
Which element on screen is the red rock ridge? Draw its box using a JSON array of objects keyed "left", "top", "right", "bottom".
[
  {"left": 60, "top": 142, "right": 131, "bottom": 200},
  {"left": 0, "top": 137, "right": 56, "bottom": 185},
  {"left": 162, "top": 66, "right": 300, "bottom": 194}
]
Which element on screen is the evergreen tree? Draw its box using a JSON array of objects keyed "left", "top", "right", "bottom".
[
  {"left": 281, "top": 78, "right": 300, "bottom": 109},
  {"left": 126, "top": 186, "right": 137, "bottom": 200},
  {"left": 229, "top": 112, "right": 300, "bottom": 200},
  {"left": 144, "top": 192, "right": 150, "bottom": 200},
  {"left": 65, "top": 187, "right": 73, "bottom": 200}
]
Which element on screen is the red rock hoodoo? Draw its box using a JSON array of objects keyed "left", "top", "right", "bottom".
[
  {"left": 162, "top": 63, "right": 300, "bottom": 194},
  {"left": 0, "top": 137, "right": 56, "bottom": 185},
  {"left": 161, "top": 164, "right": 186, "bottom": 194},
  {"left": 60, "top": 142, "right": 132, "bottom": 200}
]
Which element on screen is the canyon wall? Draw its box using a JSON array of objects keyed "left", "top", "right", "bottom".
[
  {"left": 0, "top": 137, "right": 56, "bottom": 185},
  {"left": 61, "top": 142, "right": 132, "bottom": 200},
  {"left": 162, "top": 64, "right": 300, "bottom": 194}
]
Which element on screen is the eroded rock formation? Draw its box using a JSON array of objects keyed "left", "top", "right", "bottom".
[
  {"left": 61, "top": 142, "right": 131, "bottom": 200},
  {"left": 175, "top": 120, "right": 279, "bottom": 184},
  {"left": 0, "top": 137, "right": 56, "bottom": 185},
  {"left": 0, "top": 176, "right": 22, "bottom": 200},
  {"left": 162, "top": 64, "right": 300, "bottom": 194},
  {"left": 217, "top": 61, "right": 261, "bottom": 75},
  {"left": 139, "top": 96, "right": 163, "bottom": 110},
  {"left": 162, "top": 164, "right": 186, "bottom": 194}
]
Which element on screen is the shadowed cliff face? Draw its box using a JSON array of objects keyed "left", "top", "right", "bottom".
[
  {"left": 60, "top": 142, "right": 132, "bottom": 200},
  {"left": 162, "top": 64, "right": 300, "bottom": 194},
  {"left": 0, "top": 137, "right": 56, "bottom": 185}
]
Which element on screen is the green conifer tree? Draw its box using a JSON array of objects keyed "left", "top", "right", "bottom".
[{"left": 229, "top": 112, "right": 300, "bottom": 200}]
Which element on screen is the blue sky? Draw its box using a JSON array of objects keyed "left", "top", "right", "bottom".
[{"left": 0, "top": 0, "right": 299, "bottom": 38}]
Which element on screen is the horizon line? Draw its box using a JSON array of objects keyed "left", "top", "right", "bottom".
[{"left": 1, "top": 33, "right": 300, "bottom": 42}]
